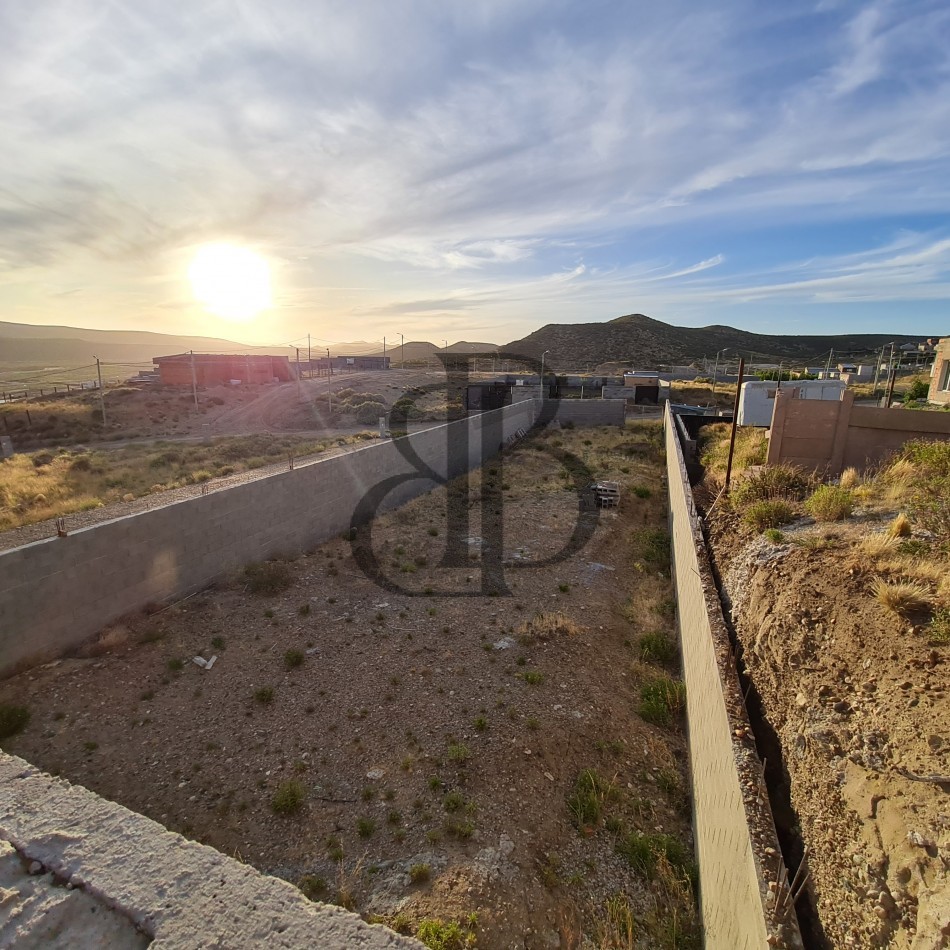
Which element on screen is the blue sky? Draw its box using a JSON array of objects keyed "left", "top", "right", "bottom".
[{"left": 1, "top": 0, "right": 949, "bottom": 346}]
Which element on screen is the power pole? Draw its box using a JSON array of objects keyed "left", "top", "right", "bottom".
[
  {"left": 189, "top": 350, "right": 198, "bottom": 408},
  {"left": 400, "top": 333, "right": 405, "bottom": 369},
  {"left": 872, "top": 342, "right": 887, "bottom": 399},
  {"left": 383, "top": 336, "right": 386, "bottom": 365},
  {"left": 94, "top": 357, "right": 107, "bottom": 425},
  {"left": 307, "top": 334, "right": 311, "bottom": 379},
  {"left": 825, "top": 348, "right": 834, "bottom": 377},
  {"left": 326, "top": 348, "right": 333, "bottom": 377},
  {"left": 295, "top": 347, "right": 301, "bottom": 397}
]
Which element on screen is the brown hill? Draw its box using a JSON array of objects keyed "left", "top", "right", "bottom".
[{"left": 504, "top": 313, "right": 927, "bottom": 369}]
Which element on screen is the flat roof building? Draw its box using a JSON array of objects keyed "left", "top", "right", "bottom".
[{"left": 153, "top": 354, "right": 296, "bottom": 386}]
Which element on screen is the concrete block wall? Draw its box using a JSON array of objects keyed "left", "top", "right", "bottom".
[
  {"left": 665, "top": 405, "right": 802, "bottom": 949},
  {"left": 541, "top": 398, "right": 625, "bottom": 426},
  {"left": 0, "top": 752, "right": 419, "bottom": 948},
  {"left": 0, "top": 400, "right": 538, "bottom": 675}
]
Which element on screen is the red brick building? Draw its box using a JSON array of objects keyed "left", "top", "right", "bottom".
[
  {"left": 153, "top": 354, "right": 296, "bottom": 386},
  {"left": 929, "top": 337, "right": 950, "bottom": 407}
]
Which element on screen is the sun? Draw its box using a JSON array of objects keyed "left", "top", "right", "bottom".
[{"left": 188, "top": 244, "right": 272, "bottom": 322}]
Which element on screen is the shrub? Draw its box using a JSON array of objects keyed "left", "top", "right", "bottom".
[
  {"left": 31, "top": 451, "right": 55, "bottom": 468},
  {"left": 764, "top": 528, "right": 785, "bottom": 543},
  {"left": 730, "top": 465, "right": 814, "bottom": 505},
  {"left": 928, "top": 607, "right": 950, "bottom": 645},
  {"left": 297, "top": 874, "right": 326, "bottom": 900},
  {"left": 409, "top": 863, "right": 431, "bottom": 884},
  {"left": 284, "top": 649, "right": 304, "bottom": 669},
  {"left": 805, "top": 485, "right": 853, "bottom": 522},
  {"left": 888, "top": 513, "right": 912, "bottom": 538},
  {"left": 567, "top": 768, "right": 613, "bottom": 831},
  {"left": 904, "top": 379, "right": 930, "bottom": 402},
  {"left": 446, "top": 743, "right": 470, "bottom": 764},
  {"left": 839, "top": 466, "right": 859, "bottom": 489},
  {"left": 638, "top": 631, "right": 677, "bottom": 665},
  {"left": 415, "top": 918, "right": 476, "bottom": 950},
  {"left": 356, "top": 817, "right": 376, "bottom": 838},
  {"left": 616, "top": 830, "right": 693, "bottom": 880},
  {"left": 638, "top": 676, "right": 686, "bottom": 727},
  {"left": 244, "top": 561, "right": 294, "bottom": 595},
  {"left": 272, "top": 780, "right": 305, "bottom": 814},
  {"left": 0, "top": 704, "right": 30, "bottom": 741},
  {"left": 253, "top": 686, "right": 275, "bottom": 704},
  {"left": 743, "top": 500, "right": 795, "bottom": 531}
]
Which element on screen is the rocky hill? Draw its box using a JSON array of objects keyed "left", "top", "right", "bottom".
[{"left": 505, "top": 313, "right": 925, "bottom": 368}]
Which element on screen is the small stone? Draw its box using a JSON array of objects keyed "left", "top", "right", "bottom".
[
  {"left": 28, "top": 861, "right": 42, "bottom": 875},
  {"left": 543, "top": 772, "right": 554, "bottom": 782}
]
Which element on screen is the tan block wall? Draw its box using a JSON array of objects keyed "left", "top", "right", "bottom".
[
  {"left": 767, "top": 388, "right": 950, "bottom": 474},
  {"left": 928, "top": 339, "right": 950, "bottom": 406},
  {"left": 665, "top": 407, "right": 798, "bottom": 949}
]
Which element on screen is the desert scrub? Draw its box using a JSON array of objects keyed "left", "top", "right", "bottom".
[
  {"left": 928, "top": 607, "right": 950, "bottom": 645},
  {"left": 284, "top": 649, "right": 304, "bottom": 669},
  {"left": 616, "top": 829, "right": 694, "bottom": 881},
  {"left": 804, "top": 484, "right": 853, "bottom": 522},
  {"left": 730, "top": 464, "right": 815, "bottom": 504},
  {"left": 638, "top": 631, "right": 678, "bottom": 666},
  {"left": 244, "top": 560, "right": 294, "bottom": 595},
  {"left": 297, "top": 874, "right": 326, "bottom": 900},
  {"left": 415, "top": 917, "right": 477, "bottom": 950},
  {"left": 743, "top": 500, "right": 795, "bottom": 531},
  {"left": 356, "top": 817, "right": 376, "bottom": 838},
  {"left": 638, "top": 676, "right": 686, "bottom": 727},
  {"left": 764, "top": 528, "right": 785, "bottom": 543},
  {"left": 409, "top": 863, "right": 431, "bottom": 884},
  {"left": 871, "top": 577, "right": 932, "bottom": 616},
  {"left": 699, "top": 424, "right": 767, "bottom": 477},
  {"left": 567, "top": 768, "right": 615, "bottom": 831},
  {"left": 272, "top": 779, "right": 305, "bottom": 815},
  {"left": 0, "top": 704, "right": 30, "bottom": 741},
  {"left": 253, "top": 686, "right": 275, "bottom": 704}
]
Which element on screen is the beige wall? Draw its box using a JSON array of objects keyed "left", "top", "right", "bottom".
[
  {"left": 767, "top": 387, "right": 950, "bottom": 474},
  {"left": 665, "top": 406, "right": 801, "bottom": 949},
  {"left": 929, "top": 337, "right": 950, "bottom": 406}
]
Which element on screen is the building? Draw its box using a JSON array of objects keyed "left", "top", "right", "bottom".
[
  {"left": 308, "top": 356, "right": 391, "bottom": 373},
  {"left": 622, "top": 371, "right": 661, "bottom": 404},
  {"left": 153, "top": 354, "right": 296, "bottom": 386},
  {"left": 737, "top": 379, "right": 846, "bottom": 426},
  {"left": 465, "top": 382, "right": 512, "bottom": 411},
  {"left": 928, "top": 337, "right": 950, "bottom": 407}
]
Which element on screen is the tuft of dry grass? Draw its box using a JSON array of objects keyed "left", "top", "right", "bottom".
[
  {"left": 515, "top": 611, "right": 582, "bottom": 643},
  {"left": 856, "top": 533, "right": 898, "bottom": 559},
  {"left": 870, "top": 577, "right": 932, "bottom": 616},
  {"left": 887, "top": 513, "right": 912, "bottom": 538},
  {"left": 839, "top": 467, "right": 860, "bottom": 490},
  {"left": 804, "top": 485, "right": 854, "bottom": 522}
]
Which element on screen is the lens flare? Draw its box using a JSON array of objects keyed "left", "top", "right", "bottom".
[{"left": 189, "top": 244, "right": 272, "bottom": 322}]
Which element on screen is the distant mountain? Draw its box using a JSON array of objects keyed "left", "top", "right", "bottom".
[
  {"left": 504, "top": 313, "right": 928, "bottom": 368},
  {"left": 0, "top": 320, "right": 294, "bottom": 366},
  {"left": 366, "top": 340, "right": 500, "bottom": 362}
]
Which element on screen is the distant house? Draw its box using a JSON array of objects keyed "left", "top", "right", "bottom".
[
  {"left": 153, "top": 354, "right": 296, "bottom": 386},
  {"left": 309, "top": 356, "right": 391, "bottom": 373},
  {"left": 928, "top": 338, "right": 950, "bottom": 407}
]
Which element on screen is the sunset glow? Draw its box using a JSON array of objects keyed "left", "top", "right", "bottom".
[{"left": 188, "top": 244, "right": 272, "bottom": 323}]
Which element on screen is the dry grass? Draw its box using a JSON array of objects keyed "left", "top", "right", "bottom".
[
  {"left": 856, "top": 534, "right": 898, "bottom": 559},
  {"left": 888, "top": 513, "right": 912, "bottom": 538},
  {"left": 870, "top": 577, "right": 932, "bottom": 616},
  {"left": 839, "top": 467, "right": 860, "bottom": 490},
  {"left": 699, "top": 424, "right": 768, "bottom": 480},
  {"left": 516, "top": 611, "right": 583, "bottom": 644},
  {"left": 804, "top": 485, "right": 854, "bottom": 522}
]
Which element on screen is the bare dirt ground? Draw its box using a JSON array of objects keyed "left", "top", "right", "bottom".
[
  {"left": 701, "top": 458, "right": 950, "bottom": 949},
  {"left": 0, "top": 422, "right": 698, "bottom": 949}
]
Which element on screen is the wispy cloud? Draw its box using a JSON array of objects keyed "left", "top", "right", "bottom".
[{"left": 1, "top": 1, "right": 949, "bottom": 340}]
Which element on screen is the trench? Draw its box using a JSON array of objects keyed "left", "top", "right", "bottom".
[{"left": 702, "top": 523, "right": 830, "bottom": 950}]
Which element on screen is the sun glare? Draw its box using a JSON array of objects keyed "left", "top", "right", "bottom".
[{"left": 188, "top": 244, "right": 272, "bottom": 322}]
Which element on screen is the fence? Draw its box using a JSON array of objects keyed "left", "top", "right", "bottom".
[{"left": 767, "top": 389, "right": 950, "bottom": 474}]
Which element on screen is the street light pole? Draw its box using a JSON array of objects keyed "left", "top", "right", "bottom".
[
  {"left": 712, "top": 347, "right": 730, "bottom": 397},
  {"left": 540, "top": 350, "right": 549, "bottom": 399}
]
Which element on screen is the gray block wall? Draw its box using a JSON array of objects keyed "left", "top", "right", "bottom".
[
  {"left": 0, "top": 401, "right": 538, "bottom": 675},
  {"left": 541, "top": 399, "right": 625, "bottom": 426}
]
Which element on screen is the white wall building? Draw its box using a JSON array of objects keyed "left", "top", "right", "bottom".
[{"left": 737, "top": 379, "right": 846, "bottom": 426}]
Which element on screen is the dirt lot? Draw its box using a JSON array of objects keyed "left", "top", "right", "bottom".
[
  {"left": 699, "top": 432, "right": 950, "bottom": 949},
  {"left": 0, "top": 422, "right": 698, "bottom": 949}
]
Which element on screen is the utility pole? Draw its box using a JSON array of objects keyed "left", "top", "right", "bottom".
[
  {"left": 383, "top": 336, "right": 386, "bottom": 366},
  {"left": 825, "top": 348, "right": 834, "bottom": 377},
  {"left": 400, "top": 333, "right": 405, "bottom": 369},
  {"left": 326, "top": 348, "right": 332, "bottom": 377},
  {"left": 872, "top": 342, "right": 887, "bottom": 399},
  {"left": 295, "top": 347, "right": 301, "bottom": 397},
  {"left": 94, "top": 356, "right": 107, "bottom": 425},
  {"left": 540, "top": 350, "right": 549, "bottom": 399},
  {"left": 724, "top": 357, "right": 746, "bottom": 492},
  {"left": 307, "top": 334, "right": 311, "bottom": 379},
  {"left": 189, "top": 350, "right": 198, "bottom": 408}
]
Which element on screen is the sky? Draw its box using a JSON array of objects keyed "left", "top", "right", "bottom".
[{"left": 1, "top": 0, "right": 950, "bottom": 347}]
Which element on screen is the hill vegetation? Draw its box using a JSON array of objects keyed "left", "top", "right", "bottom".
[{"left": 505, "top": 313, "right": 925, "bottom": 368}]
